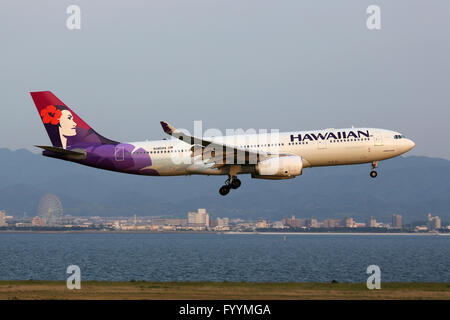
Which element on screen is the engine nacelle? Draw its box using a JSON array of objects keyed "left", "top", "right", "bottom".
[{"left": 255, "top": 156, "right": 303, "bottom": 177}]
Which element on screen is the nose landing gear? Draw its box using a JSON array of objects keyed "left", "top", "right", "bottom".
[
  {"left": 219, "top": 176, "right": 241, "bottom": 196},
  {"left": 370, "top": 161, "right": 379, "bottom": 178}
]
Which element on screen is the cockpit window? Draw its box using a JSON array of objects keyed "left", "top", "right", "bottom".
[{"left": 394, "top": 135, "right": 406, "bottom": 139}]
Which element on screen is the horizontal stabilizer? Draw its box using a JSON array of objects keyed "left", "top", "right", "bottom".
[{"left": 35, "top": 145, "right": 86, "bottom": 159}]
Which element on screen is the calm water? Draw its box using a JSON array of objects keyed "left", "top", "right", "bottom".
[{"left": 0, "top": 233, "right": 448, "bottom": 282}]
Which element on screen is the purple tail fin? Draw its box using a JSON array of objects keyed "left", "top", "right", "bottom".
[{"left": 30, "top": 91, "right": 118, "bottom": 149}]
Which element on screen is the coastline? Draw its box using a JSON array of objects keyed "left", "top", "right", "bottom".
[{"left": 0, "top": 230, "right": 448, "bottom": 236}]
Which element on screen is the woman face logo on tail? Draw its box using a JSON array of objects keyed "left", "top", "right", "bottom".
[
  {"left": 40, "top": 105, "right": 77, "bottom": 149},
  {"left": 59, "top": 110, "right": 77, "bottom": 137}
]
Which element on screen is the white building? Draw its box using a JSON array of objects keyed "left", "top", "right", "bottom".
[
  {"left": 188, "top": 208, "right": 210, "bottom": 229},
  {"left": 0, "top": 210, "right": 7, "bottom": 227},
  {"left": 215, "top": 217, "right": 230, "bottom": 231},
  {"left": 256, "top": 220, "right": 268, "bottom": 229},
  {"left": 272, "top": 221, "right": 285, "bottom": 229},
  {"left": 392, "top": 214, "right": 402, "bottom": 228},
  {"left": 31, "top": 216, "right": 45, "bottom": 226},
  {"left": 427, "top": 213, "right": 441, "bottom": 230},
  {"left": 344, "top": 217, "right": 355, "bottom": 228},
  {"left": 217, "top": 217, "right": 229, "bottom": 228}
]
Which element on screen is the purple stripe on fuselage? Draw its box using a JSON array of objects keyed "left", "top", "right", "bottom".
[{"left": 67, "top": 143, "right": 159, "bottom": 176}]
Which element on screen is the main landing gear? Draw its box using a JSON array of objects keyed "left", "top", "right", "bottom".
[
  {"left": 370, "top": 161, "right": 379, "bottom": 178},
  {"left": 219, "top": 176, "right": 241, "bottom": 196}
]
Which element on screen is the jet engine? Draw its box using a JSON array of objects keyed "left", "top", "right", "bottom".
[{"left": 254, "top": 156, "right": 303, "bottom": 178}]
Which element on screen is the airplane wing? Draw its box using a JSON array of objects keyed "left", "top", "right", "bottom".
[{"left": 160, "top": 121, "right": 288, "bottom": 168}]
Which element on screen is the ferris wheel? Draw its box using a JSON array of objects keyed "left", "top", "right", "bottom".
[{"left": 37, "top": 194, "right": 63, "bottom": 225}]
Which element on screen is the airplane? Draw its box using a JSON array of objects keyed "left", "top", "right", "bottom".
[{"left": 31, "top": 91, "right": 415, "bottom": 196}]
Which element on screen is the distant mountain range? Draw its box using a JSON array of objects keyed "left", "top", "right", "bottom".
[{"left": 0, "top": 148, "right": 449, "bottom": 223}]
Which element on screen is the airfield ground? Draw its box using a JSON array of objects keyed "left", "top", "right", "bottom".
[{"left": 0, "top": 281, "right": 449, "bottom": 300}]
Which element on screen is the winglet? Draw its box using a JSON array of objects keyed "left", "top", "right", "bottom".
[{"left": 160, "top": 121, "right": 176, "bottom": 135}]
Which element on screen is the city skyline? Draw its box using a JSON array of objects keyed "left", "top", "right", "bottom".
[
  {"left": 1, "top": 207, "right": 447, "bottom": 233},
  {"left": 1, "top": 186, "right": 448, "bottom": 228}
]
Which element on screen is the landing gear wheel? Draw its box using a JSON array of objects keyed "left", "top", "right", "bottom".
[
  {"left": 219, "top": 185, "right": 230, "bottom": 196},
  {"left": 370, "top": 170, "right": 377, "bottom": 178},
  {"left": 230, "top": 178, "right": 241, "bottom": 189}
]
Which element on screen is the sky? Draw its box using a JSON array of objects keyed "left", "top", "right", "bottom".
[{"left": 1, "top": 0, "right": 449, "bottom": 159}]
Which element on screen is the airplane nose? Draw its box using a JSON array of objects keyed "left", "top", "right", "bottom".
[{"left": 406, "top": 139, "right": 415, "bottom": 151}]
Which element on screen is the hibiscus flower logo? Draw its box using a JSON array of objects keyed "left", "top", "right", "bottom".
[{"left": 40, "top": 105, "right": 62, "bottom": 125}]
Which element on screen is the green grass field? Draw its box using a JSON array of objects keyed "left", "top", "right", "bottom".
[{"left": 0, "top": 281, "right": 449, "bottom": 300}]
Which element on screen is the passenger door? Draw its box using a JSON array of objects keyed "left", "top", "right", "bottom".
[
  {"left": 317, "top": 140, "right": 327, "bottom": 149},
  {"left": 374, "top": 133, "right": 383, "bottom": 146},
  {"left": 115, "top": 146, "right": 124, "bottom": 161}
]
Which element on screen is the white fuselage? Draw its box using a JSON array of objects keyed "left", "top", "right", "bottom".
[{"left": 124, "top": 128, "right": 415, "bottom": 176}]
